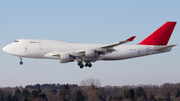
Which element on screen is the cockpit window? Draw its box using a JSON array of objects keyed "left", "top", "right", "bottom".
[{"left": 14, "top": 40, "right": 19, "bottom": 42}]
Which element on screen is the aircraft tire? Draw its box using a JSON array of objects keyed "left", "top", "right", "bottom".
[
  {"left": 80, "top": 65, "right": 84, "bottom": 69},
  {"left": 89, "top": 64, "right": 92, "bottom": 67},
  {"left": 20, "top": 61, "right": 23, "bottom": 65}
]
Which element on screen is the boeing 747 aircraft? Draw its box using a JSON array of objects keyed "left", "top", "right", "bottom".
[{"left": 3, "top": 21, "right": 177, "bottom": 68}]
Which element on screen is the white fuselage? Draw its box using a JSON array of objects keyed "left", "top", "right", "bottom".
[
  {"left": 3, "top": 39, "right": 171, "bottom": 61},
  {"left": 2, "top": 21, "right": 176, "bottom": 68}
]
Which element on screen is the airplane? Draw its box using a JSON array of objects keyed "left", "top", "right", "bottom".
[{"left": 2, "top": 21, "right": 177, "bottom": 68}]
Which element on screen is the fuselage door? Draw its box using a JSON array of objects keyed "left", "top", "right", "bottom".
[
  {"left": 24, "top": 41, "right": 28, "bottom": 52},
  {"left": 37, "top": 40, "right": 44, "bottom": 57}
]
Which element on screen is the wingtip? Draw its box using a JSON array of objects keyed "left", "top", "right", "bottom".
[{"left": 126, "top": 36, "right": 136, "bottom": 41}]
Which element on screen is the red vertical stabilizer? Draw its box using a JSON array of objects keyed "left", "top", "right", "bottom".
[{"left": 138, "top": 21, "right": 177, "bottom": 45}]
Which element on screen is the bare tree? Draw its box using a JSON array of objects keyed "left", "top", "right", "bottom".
[
  {"left": 160, "top": 83, "right": 174, "bottom": 97},
  {"left": 80, "top": 78, "right": 101, "bottom": 87}
]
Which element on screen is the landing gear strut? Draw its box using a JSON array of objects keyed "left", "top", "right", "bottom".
[{"left": 19, "top": 57, "right": 23, "bottom": 65}]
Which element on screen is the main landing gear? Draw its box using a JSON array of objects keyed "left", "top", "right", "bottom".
[
  {"left": 78, "top": 61, "right": 92, "bottom": 69},
  {"left": 19, "top": 57, "right": 23, "bottom": 65},
  {"left": 85, "top": 62, "right": 92, "bottom": 67},
  {"left": 78, "top": 61, "right": 84, "bottom": 69}
]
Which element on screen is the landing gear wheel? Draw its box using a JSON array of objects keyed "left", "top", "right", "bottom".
[
  {"left": 78, "top": 61, "right": 84, "bottom": 69},
  {"left": 89, "top": 63, "right": 92, "bottom": 67},
  {"left": 20, "top": 61, "right": 23, "bottom": 65},
  {"left": 85, "top": 62, "right": 92, "bottom": 67},
  {"left": 80, "top": 65, "right": 84, "bottom": 69},
  {"left": 19, "top": 57, "right": 23, "bottom": 65}
]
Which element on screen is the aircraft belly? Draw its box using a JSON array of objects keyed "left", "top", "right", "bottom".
[{"left": 103, "top": 51, "right": 137, "bottom": 60}]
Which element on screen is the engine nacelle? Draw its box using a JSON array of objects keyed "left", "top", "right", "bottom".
[
  {"left": 85, "top": 49, "right": 99, "bottom": 58},
  {"left": 60, "top": 54, "right": 74, "bottom": 63}
]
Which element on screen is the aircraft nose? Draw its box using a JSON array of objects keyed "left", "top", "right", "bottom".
[
  {"left": 2, "top": 45, "right": 12, "bottom": 54},
  {"left": 3, "top": 45, "right": 8, "bottom": 53}
]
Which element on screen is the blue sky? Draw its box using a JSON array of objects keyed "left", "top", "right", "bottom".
[{"left": 0, "top": 1, "right": 180, "bottom": 87}]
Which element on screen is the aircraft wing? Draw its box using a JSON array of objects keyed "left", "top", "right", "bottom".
[
  {"left": 73, "top": 36, "right": 136, "bottom": 55},
  {"left": 45, "top": 36, "right": 136, "bottom": 62},
  {"left": 99, "top": 36, "right": 136, "bottom": 49}
]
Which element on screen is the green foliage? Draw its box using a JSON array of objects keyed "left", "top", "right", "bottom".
[
  {"left": 25, "top": 83, "right": 78, "bottom": 90},
  {"left": 34, "top": 84, "right": 41, "bottom": 90},
  {"left": 149, "top": 93, "right": 156, "bottom": 101},
  {"left": 135, "top": 87, "right": 147, "bottom": 100},
  {"left": 38, "top": 92, "right": 47, "bottom": 99},
  {"left": 5, "top": 94, "right": 13, "bottom": 101},
  {"left": 157, "top": 97, "right": 162, "bottom": 101},
  {"left": 2, "top": 83, "right": 180, "bottom": 101},
  {"left": 175, "top": 89, "right": 180, "bottom": 97},
  {"left": 37, "top": 89, "right": 41, "bottom": 93},
  {"left": 14, "top": 89, "right": 21, "bottom": 97},
  {"left": 108, "top": 96, "right": 122, "bottom": 101},
  {"left": 28, "top": 89, "right": 48, "bottom": 101},
  {"left": 13, "top": 88, "right": 22, "bottom": 101},
  {"left": 59, "top": 85, "right": 71, "bottom": 101},
  {"left": 22, "top": 89, "right": 30, "bottom": 98},
  {"left": 12, "top": 95, "right": 18, "bottom": 101},
  {"left": 166, "top": 92, "right": 170, "bottom": 101},
  {"left": 0, "top": 89, "right": 5, "bottom": 101},
  {"left": 72, "top": 89, "right": 85, "bottom": 101},
  {"left": 127, "top": 89, "right": 135, "bottom": 100},
  {"left": 124, "top": 89, "right": 135, "bottom": 100},
  {"left": 108, "top": 96, "right": 112, "bottom": 101},
  {"left": 49, "top": 89, "right": 57, "bottom": 95},
  {"left": 123, "top": 90, "right": 128, "bottom": 99},
  {"left": 23, "top": 98, "right": 28, "bottom": 101},
  {"left": 29, "top": 90, "right": 38, "bottom": 99}
]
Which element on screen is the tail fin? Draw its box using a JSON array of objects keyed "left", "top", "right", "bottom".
[{"left": 138, "top": 21, "right": 177, "bottom": 45}]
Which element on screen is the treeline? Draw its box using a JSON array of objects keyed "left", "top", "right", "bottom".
[
  {"left": 25, "top": 84, "right": 78, "bottom": 90},
  {"left": 0, "top": 81, "right": 180, "bottom": 101}
]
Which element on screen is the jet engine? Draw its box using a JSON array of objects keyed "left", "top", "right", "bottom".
[
  {"left": 85, "top": 49, "right": 99, "bottom": 58},
  {"left": 60, "top": 54, "right": 75, "bottom": 63}
]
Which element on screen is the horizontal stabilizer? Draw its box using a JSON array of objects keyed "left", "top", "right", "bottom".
[{"left": 148, "top": 44, "right": 177, "bottom": 51}]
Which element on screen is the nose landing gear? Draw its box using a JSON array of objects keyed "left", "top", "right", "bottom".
[
  {"left": 20, "top": 61, "right": 23, "bottom": 65},
  {"left": 19, "top": 57, "right": 23, "bottom": 65}
]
